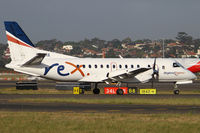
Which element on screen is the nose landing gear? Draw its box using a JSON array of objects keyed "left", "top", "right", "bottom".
[{"left": 173, "top": 84, "right": 180, "bottom": 95}]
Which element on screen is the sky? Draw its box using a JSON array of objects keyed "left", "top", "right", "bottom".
[{"left": 0, "top": 0, "right": 200, "bottom": 44}]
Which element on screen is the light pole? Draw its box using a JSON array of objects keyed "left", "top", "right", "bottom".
[{"left": 162, "top": 39, "right": 165, "bottom": 58}]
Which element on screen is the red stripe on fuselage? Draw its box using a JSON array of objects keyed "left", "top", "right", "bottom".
[{"left": 6, "top": 34, "right": 32, "bottom": 48}]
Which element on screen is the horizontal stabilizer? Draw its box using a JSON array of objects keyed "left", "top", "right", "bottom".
[
  {"left": 22, "top": 53, "right": 46, "bottom": 66},
  {"left": 14, "top": 69, "right": 40, "bottom": 76}
]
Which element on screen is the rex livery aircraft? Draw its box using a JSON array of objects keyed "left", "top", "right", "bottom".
[{"left": 4, "top": 21, "right": 196, "bottom": 95}]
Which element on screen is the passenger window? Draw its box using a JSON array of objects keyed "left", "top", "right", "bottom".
[
  {"left": 77, "top": 65, "right": 79, "bottom": 68},
  {"left": 137, "top": 65, "right": 140, "bottom": 68},
  {"left": 113, "top": 65, "right": 115, "bottom": 69},
  {"left": 119, "top": 65, "right": 122, "bottom": 69},
  {"left": 148, "top": 65, "right": 151, "bottom": 68},
  {"left": 101, "top": 64, "right": 103, "bottom": 68},
  {"left": 89, "top": 65, "right": 91, "bottom": 68},
  {"left": 125, "top": 65, "right": 128, "bottom": 69},
  {"left": 162, "top": 66, "right": 165, "bottom": 69},
  {"left": 107, "top": 65, "right": 109, "bottom": 68},
  {"left": 83, "top": 65, "right": 85, "bottom": 68},
  {"left": 95, "top": 64, "right": 97, "bottom": 68},
  {"left": 131, "top": 65, "right": 134, "bottom": 68}
]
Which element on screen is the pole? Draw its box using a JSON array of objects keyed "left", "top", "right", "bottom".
[{"left": 162, "top": 39, "right": 165, "bottom": 58}]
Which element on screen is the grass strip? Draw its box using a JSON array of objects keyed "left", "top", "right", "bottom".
[{"left": 0, "top": 112, "right": 200, "bottom": 133}]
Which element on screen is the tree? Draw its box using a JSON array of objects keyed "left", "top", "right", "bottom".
[
  {"left": 106, "top": 49, "right": 118, "bottom": 58},
  {"left": 176, "top": 32, "right": 193, "bottom": 45},
  {"left": 70, "top": 46, "right": 82, "bottom": 55},
  {"left": 122, "top": 37, "right": 132, "bottom": 44},
  {"left": 108, "top": 39, "right": 121, "bottom": 49},
  {"left": 193, "top": 39, "right": 200, "bottom": 52},
  {"left": 164, "top": 39, "right": 176, "bottom": 44}
]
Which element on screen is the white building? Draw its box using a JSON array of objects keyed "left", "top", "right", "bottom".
[{"left": 62, "top": 45, "right": 73, "bottom": 52}]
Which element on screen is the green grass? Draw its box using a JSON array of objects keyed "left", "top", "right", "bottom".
[
  {"left": 8, "top": 97, "right": 200, "bottom": 106},
  {"left": 0, "top": 112, "right": 200, "bottom": 133}
]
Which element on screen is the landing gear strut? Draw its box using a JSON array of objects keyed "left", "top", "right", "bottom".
[
  {"left": 93, "top": 83, "right": 100, "bottom": 94},
  {"left": 116, "top": 82, "right": 123, "bottom": 95},
  {"left": 173, "top": 84, "right": 180, "bottom": 95}
]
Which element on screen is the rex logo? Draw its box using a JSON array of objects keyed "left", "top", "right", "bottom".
[{"left": 44, "top": 62, "right": 85, "bottom": 77}]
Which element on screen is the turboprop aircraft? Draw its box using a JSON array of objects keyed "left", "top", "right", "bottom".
[{"left": 4, "top": 21, "right": 196, "bottom": 95}]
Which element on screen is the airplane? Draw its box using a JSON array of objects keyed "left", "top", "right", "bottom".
[{"left": 4, "top": 21, "right": 197, "bottom": 95}]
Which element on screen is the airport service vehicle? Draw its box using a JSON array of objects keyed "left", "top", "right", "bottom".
[{"left": 4, "top": 21, "right": 196, "bottom": 95}]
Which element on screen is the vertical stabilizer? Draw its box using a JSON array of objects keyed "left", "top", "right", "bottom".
[{"left": 4, "top": 21, "right": 36, "bottom": 64}]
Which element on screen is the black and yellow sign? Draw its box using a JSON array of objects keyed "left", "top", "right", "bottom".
[
  {"left": 73, "top": 87, "right": 80, "bottom": 94},
  {"left": 73, "top": 87, "right": 84, "bottom": 94},
  {"left": 139, "top": 89, "right": 156, "bottom": 94},
  {"left": 128, "top": 88, "right": 138, "bottom": 94}
]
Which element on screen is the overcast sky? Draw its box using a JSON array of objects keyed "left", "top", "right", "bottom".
[{"left": 0, "top": 0, "right": 200, "bottom": 43}]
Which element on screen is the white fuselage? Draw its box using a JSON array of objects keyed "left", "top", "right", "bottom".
[{"left": 14, "top": 58, "right": 196, "bottom": 83}]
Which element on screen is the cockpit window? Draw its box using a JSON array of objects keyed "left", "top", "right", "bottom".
[{"left": 173, "top": 62, "right": 182, "bottom": 67}]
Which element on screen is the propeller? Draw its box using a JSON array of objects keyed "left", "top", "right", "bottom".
[{"left": 151, "top": 58, "right": 159, "bottom": 88}]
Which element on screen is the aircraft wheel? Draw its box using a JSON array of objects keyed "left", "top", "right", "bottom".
[
  {"left": 174, "top": 90, "right": 180, "bottom": 95},
  {"left": 117, "top": 89, "right": 124, "bottom": 95},
  {"left": 93, "top": 88, "right": 100, "bottom": 94}
]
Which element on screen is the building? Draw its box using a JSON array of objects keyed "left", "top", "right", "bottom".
[{"left": 62, "top": 45, "right": 73, "bottom": 52}]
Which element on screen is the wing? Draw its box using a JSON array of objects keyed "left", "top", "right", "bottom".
[{"left": 79, "top": 68, "right": 152, "bottom": 83}]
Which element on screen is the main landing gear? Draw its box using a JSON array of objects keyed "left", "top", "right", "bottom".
[
  {"left": 173, "top": 83, "right": 180, "bottom": 95},
  {"left": 93, "top": 83, "right": 100, "bottom": 94},
  {"left": 116, "top": 82, "right": 123, "bottom": 95},
  {"left": 116, "top": 89, "right": 124, "bottom": 95}
]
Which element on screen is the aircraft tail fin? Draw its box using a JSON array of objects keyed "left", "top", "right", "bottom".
[{"left": 4, "top": 21, "right": 37, "bottom": 65}]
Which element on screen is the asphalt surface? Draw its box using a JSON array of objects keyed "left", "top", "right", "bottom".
[{"left": 0, "top": 100, "right": 200, "bottom": 113}]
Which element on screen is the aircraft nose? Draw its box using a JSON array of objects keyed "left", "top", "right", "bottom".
[{"left": 188, "top": 71, "right": 197, "bottom": 80}]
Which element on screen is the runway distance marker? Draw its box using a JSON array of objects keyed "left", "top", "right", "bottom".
[{"left": 139, "top": 89, "right": 156, "bottom": 94}]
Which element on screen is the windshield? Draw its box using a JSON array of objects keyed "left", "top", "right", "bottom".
[{"left": 173, "top": 62, "right": 184, "bottom": 68}]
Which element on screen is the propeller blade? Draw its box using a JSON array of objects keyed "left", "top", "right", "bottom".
[
  {"left": 153, "top": 58, "right": 156, "bottom": 70},
  {"left": 151, "top": 58, "right": 159, "bottom": 88}
]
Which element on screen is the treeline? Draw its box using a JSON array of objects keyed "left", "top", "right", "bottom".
[{"left": 35, "top": 32, "right": 200, "bottom": 57}]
